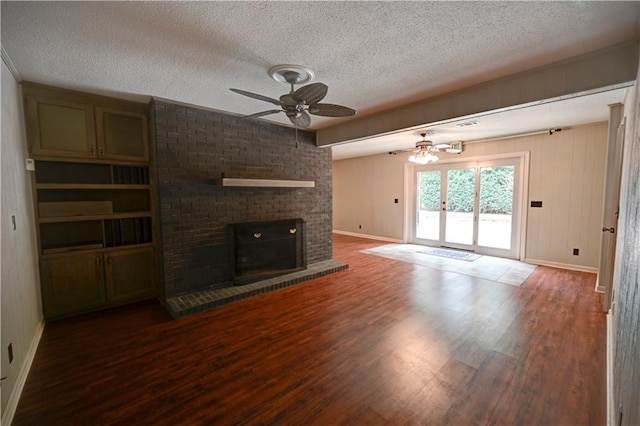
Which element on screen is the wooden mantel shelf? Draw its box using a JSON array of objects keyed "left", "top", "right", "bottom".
[{"left": 222, "top": 178, "right": 315, "bottom": 188}]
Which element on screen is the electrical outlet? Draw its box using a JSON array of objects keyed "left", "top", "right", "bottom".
[
  {"left": 573, "top": 248, "right": 579, "bottom": 256},
  {"left": 8, "top": 343, "right": 13, "bottom": 364}
]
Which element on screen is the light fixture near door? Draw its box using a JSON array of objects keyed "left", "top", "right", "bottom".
[{"left": 408, "top": 133, "right": 451, "bottom": 164}]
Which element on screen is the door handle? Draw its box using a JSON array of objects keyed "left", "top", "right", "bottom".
[{"left": 602, "top": 227, "right": 615, "bottom": 233}]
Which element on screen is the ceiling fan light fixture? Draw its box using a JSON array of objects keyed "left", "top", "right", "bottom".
[
  {"left": 408, "top": 151, "right": 439, "bottom": 164},
  {"left": 408, "top": 132, "right": 440, "bottom": 164}
]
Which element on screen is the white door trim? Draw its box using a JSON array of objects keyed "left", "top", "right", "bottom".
[{"left": 599, "top": 103, "right": 625, "bottom": 308}]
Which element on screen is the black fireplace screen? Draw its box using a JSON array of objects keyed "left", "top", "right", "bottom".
[{"left": 229, "top": 218, "right": 306, "bottom": 285}]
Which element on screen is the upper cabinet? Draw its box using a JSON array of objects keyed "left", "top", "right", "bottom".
[
  {"left": 26, "top": 97, "right": 97, "bottom": 159},
  {"left": 23, "top": 83, "right": 150, "bottom": 163},
  {"left": 96, "top": 107, "right": 149, "bottom": 162}
]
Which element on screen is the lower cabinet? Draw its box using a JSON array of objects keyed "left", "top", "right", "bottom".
[
  {"left": 41, "top": 247, "right": 156, "bottom": 320},
  {"left": 41, "top": 253, "right": 107, "bottom": 319},
  {"left": 105, "top": 247, "right": 156, "bottom": 303}
]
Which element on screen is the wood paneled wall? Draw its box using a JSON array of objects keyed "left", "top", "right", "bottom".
[{"left": 333, "top": 153, "right": 406, "bottom": 240}]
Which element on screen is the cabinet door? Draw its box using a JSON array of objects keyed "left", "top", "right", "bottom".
[
  {"left": 95, "top": 107, "right": 149, "bottom": 162},
  {"left": 26, "top": 96, "right": 97, "bottom": 159},
  {"left": 105, "top": 247, "right": 156, "bottom": 302},
  {"left": 41, "top": 253, "right": 106, "bottom": 319}
]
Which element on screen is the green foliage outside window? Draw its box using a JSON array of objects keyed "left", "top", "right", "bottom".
[
  {"left": 419, "top": 171, "right": 440, "bottom": 210},
  {"left": 479, "top": 166, "right": 513, "bottom": 214},
  {"left": 419, "top": 166, "right": 513, "bottom": 214}
]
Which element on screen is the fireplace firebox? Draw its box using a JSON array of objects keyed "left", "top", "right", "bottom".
[{"left": 229, "top": 218, "right": 307, "bottom": 286}]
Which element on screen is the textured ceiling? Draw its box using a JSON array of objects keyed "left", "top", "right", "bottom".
[{"left": 2, "top": 1, "right": 639, "bottom": 154}]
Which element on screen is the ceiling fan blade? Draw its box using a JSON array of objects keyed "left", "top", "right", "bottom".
[
  {"left": 230, "top": 88, "right": 282, "bottom": 106},
  {"left": 308, "top": 103, "right": 356, "bottom": 117},
  {"left": 289, "top": 111, "right": 311, "bottom": 128},
  {"left": 292, "top": 83, "right": 328, "bottom": 105},
  {"left": 243, "top": 109, "right": 282, "bottom": 119}
]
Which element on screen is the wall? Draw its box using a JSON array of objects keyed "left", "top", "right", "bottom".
[
  {"left": 153, "top": 101, "right": 333, "bottom": 297},
  {"left": 611, "top": 57, "right": 640, "bottom": 425},
  {"left": 333, "top": 123, "right": 608, "bottom": 269},
  {"left": 0, "top": 59, "right": 43, "bottom": 418},
  {"left": 333, "top": 153, "right": 405, "bottom": 240}
]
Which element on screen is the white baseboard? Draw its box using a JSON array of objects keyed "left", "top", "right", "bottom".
[
  {"left": 607, "top": 311, "right": 614, "bottom": 426},
  {"left": 332, "top": 230, "right": 404, "bottom": 244},
  {"left": 595, "top": 275, "right": 605, "bottom": 293},
  {"left": 1, "top": 320, "right": 44, "bottom": 426},
  {"left": 524, "top": 258, "right": 599, "bottom": 273}
]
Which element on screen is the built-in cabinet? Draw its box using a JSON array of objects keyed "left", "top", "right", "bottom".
[
  {"left": 23, "top": 83, "right": 157, "bottom": 320},
  {"left": 25, "top": 95, "right": 148, "bottom": 162}
]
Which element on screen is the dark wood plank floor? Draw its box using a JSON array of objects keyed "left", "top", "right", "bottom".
[{"left": 13, "top": 234, "right": 606, "bottom": 425}]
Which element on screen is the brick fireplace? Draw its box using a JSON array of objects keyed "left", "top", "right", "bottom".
[{"left": 151, "top": 100, "right": 334, "bottom": 300}]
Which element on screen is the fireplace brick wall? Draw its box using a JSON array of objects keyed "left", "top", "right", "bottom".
[{"left": 152, "top": 100, "right": 333, "bottom": 297}]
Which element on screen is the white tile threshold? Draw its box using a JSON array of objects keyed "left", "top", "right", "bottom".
[{"left": 361, "top": 243, "right": 537, "bottom": 287}]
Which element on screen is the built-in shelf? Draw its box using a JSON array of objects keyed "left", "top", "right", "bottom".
[
  {"left": 36, "top": 183, "right": 150, "bottom": 190},
  {"left": 222, "top": 178, "right": 315, "bottom": 188},
  {"left": 39, "top": 211, "right": 152, "bottom": 224}
]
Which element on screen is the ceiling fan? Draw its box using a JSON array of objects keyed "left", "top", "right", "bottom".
[
  {"left": 395, "top": 132, "right": 461, "bottom": 164},
  {"left": 230, "top": 65, "right": 356, "bottom": 128}
]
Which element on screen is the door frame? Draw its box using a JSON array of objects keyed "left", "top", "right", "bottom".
[
  {"left": 404, "top": 151, "right": 530, "bottom": 260},
  {"left": 599, "top": 104, "right": 625, "bottom": 310}
]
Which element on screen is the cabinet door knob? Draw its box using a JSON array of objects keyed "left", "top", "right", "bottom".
[{"left": 602, "top": 227, "right": 615, "bottom": 233}]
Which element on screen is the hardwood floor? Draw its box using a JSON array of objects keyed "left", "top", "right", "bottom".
[{"left": 13, "top": 234, "right": 606, "bottom": 425}]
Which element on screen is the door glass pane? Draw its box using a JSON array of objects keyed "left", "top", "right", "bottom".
[
  {"left": 478, "top": 166, "right": 514, "bottom": 250},
  {"left": 445, "top": 168, "right": 475, "bottom": 246},
  {"left": 416, "top": 170, "right": 440, "bottom": 240}
]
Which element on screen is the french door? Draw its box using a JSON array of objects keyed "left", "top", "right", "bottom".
[{"left": 413, "top": 157, "right": 523, "bottom": 258}]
